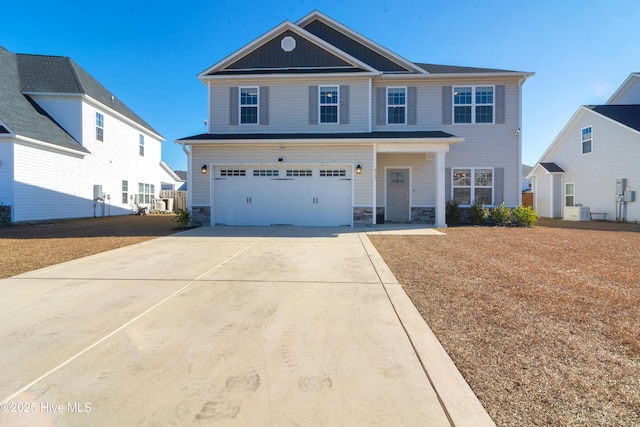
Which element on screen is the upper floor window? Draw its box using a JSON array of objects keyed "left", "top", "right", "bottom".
[
  {"left": 387, "top": 87, "right": 406, "bottom": 124},
  {"left": 452, "top": 168, "right": 493, "bottom": 205},
  {"left": 454, "top": 86, "right": 494, "bottom": 124},
  {"left": 319, "top": 86, "right": 338, "bottom": 123},
  {"left": 96, "top": 112, "right": 104, "bottom": 141},
  {"left": 139, "top": 134, "right": 145, "bottom": 156},
  {"left": 581, "top": 126, "right": 592, "bottom": 154},
  {"left": 240, "top": 87, "right": 258, "bottom": 124}
]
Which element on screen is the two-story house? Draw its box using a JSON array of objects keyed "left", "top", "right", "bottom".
[
  {"left": 178, "top": 11, "right": 533, "bottom": 227},
  {"left": 0, "top": 46, "right": 169, "bottom": 223},
  {"left": 527, "top": 72, "right": 640, "bottom": 222}
]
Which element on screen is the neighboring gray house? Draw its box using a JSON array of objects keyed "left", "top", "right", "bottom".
[
  {"left": 527, "top": 73, "right": 640, "bottom": 222},
  {"left": 0, "top": 46, "right": 169, "bottom": 222},
  {"left": 178, "top": 10, "right": 533, "bottom": 227}
]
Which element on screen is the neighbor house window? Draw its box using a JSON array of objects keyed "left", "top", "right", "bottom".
[
  {"left": 453, "top": 86, "right": 494, "bottom": 124},
  {"left": 240, "top": 87, "right": 258, "bottom": 124},
  {"left": 122, "top": 180, "right": 128, "bottom": 204},
  {"left": 581, "top": 126, "right": 592, "bottom": 154},
  {"left": 452, "top": 168, "right": 493, "bottom": 205},
  {"left": 138, "top": 182, "right": 155, "bottom": 204},
  {"left": 139, "top": 134, "right": 145, "bottom": 156},
  {"left": 565, "top": 183, "right": 575, "bottom": 206},
  {"left": 387, "top": 87, "right": 406, "bottom": 124},
  {"left": 96, "top": 112, "right": 104, "bottom": 141},
  {"left": 319, "top": 86, "right": 338, "bottom": 123}
]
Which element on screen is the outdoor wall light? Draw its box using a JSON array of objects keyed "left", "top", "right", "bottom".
[
  {"left": 201, "top": 164, "right": 208, "bottom": 174},
  {"left": 356, "top": 164, "right": 362, "bottom": 174}
]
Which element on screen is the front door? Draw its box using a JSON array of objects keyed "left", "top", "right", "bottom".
[{"left": 386, "top": 169, "right": 410, "bottom": 222}]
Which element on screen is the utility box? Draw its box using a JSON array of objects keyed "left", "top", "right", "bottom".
[
  {"left": 93, "top": 184, "right": 103, "bottom": 201},
  {"left": 616, "top": 179, "right": 626, "bottom": 195},
  {"left": 624, "top": 190, "right": 635, "bottom": 202}
]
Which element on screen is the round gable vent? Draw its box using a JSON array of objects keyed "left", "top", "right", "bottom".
[{"left": 281, "top": 36, "right": 296, "bottom": 52}]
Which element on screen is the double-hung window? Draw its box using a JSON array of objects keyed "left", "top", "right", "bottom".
[
  {"left": 452, "top": 168, "right": 493, "bottom": 205},
  {"left": 453, "top": 86, "right": 494, "bottom": 123},
  {"left": 96, "top": 112, "right": 104, "bottom": 141},
  {"left": 138, "top": 182, "right": 155, "bottom": 205},
  {"left": 139, "top": 134, "right": 145, "bottom": 156},
  {"left": 565, "top": 183, "right": 575, "bottom": 206},
  {"left": 240, "top": 87, "right": 258, "bottom": 124},
  {"left": 319, "top": 86, "right": 338, "bottom": 123},
  {"left": 387, "top": 87, "right": 406, "bottom": 124},
  {"left": 581, "top": 126, "right": 592, "bottom": 154},
  {"left": 122, "top": 180, "right": 129, "bottom": 204}
]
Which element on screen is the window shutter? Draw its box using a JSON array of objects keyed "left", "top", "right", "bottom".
[
  {"left": 445, "top": 168, "right": 452, "bottom": 201},
  {"left": 442, "top": 86, "right": 452, "bottom": 125},
  {"left": 407, "top": 86, "right": 417, "bottom": 125},
  {"left": 309, "top": 86, "right": 318, "bottom": 124},
  {"left": 495, "top": 85, "right": 505, "bottom": 124},
  {"left": 376, "top": 87, "right": 386, "bottom": 125},
  {"left": 339, "top": 85, "right": 349, "bottom": 124},
  {"left": 259, "top": 86, "right": 269, "bottom": 125},
  {"left": 229, "top": 87, "right": 239, "bottom": 125},
  {"left": 494, "top": 167, "right": 504, "bottom": 205}
]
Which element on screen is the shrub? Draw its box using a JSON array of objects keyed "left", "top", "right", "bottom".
[
  {"left": 469, "top": 202, "right": 490, "bottom": 225},
  {"left": 446, "top": 199, "right": 461, "bottom": 226},
  {"left": 174, "top": 209, "right": 192, "bottom": 227},
  {"left": 0, "top": 204, "right": 10, "bottom": 227},
  {"left": 491, "top": 203, "right": 512, "bottom": 226},
  {"left": 511, "top": 204, "right": 539, "bottom": 227}
]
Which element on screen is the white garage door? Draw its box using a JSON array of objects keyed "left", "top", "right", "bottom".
[{"left": 213, "top": 165, "right": 352, "bottom": 226}]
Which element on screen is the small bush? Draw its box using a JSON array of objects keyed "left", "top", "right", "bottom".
[
  {"left": 511, "top": 204, "right": 539, "bottom": 227},
  {"left": 469, "top": 203, "right": 490, "bottom": 225},
  {"left": 491, "top": 203, "right": 512, "bottom": 226},
  {"left": 174, "top": 209, "right": 192, "bottom": 227},
  {"left": 0, "top": 204, "right": 10, "bottom": 227},
  {"left": 446, "top": 199, "right": 462, "bottom": 226}
]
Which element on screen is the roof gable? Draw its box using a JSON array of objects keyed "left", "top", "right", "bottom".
[
  {"left": 606, "top": 73, "right": 640, "bottom": 105},
  {"left": 200, "top": 21, "right": 376, "bottom": 77},
  {"left": 16, "top": 54, "right": 161, "bottom": 137}
]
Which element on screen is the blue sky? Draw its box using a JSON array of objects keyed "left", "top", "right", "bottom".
[{"left": 3, "top": 0, "right": 639, "bottom": 171}]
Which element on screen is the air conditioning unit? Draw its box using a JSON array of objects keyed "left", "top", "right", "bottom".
[{"left": 563, "top": 206, "right": 591, "bottom": 221}]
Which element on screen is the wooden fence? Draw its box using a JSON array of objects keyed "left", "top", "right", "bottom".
[{"left": 159, "top": 190, "right": 188, "bottom": 212}]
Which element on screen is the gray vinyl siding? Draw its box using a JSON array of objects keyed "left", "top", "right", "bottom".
[
  {"left": 210, "top": 79, "right": 369, "bottom": 133},
  {"left": 376, "top": 153, "right": 436, "bottom": 207},
  {"left": 537, "top": 109, "right": 640, "bottom": 221},
  {"left": 191, "top": 144, "right": 374, "bottom": 207}
]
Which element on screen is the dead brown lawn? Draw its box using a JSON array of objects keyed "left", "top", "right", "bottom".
[
  {"left": 370, "top": 219, "right": 640, "bottom": 427},
  {"left": 1, "top": 215, "right": 639, "bottom": 425}
]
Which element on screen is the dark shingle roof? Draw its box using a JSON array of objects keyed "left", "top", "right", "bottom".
[
  {"left": 589, "top": 105, "right": 640, "bottom": 132},
  {"left": 414, "top": 63, "right": 520, "bottom": 74},
  {"left": 16, "top": 53, "right": 161, "bottom": 136},
  {"left": 540, "top": 162, "right": 565, "bottom": 173},
  {"left": 179, "top": 130, "right": 457, "bottom": 141},
  {"left": 0, "top": 47, "right": 88, "bottom": 153}
]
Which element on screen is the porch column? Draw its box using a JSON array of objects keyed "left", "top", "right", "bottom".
[
  {"left": 435, "top": 147, "right": 447, "bottom": 228},
  {"left": 372, "top": 144, "right": 377, "bottom": 224}
]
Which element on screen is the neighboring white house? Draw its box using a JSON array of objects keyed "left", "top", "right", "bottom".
[
  {"left": 527, "top": 73, "right": 640, "bottom": 222},
  {"left": 0, "top": 46, "right": 173, "bottom": 222},
  {"left": 178, "top": 10, "right": 533, "bottom": 227}
]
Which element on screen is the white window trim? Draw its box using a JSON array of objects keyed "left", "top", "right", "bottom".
[
  {"left": 451, "top": 167, "right": 495, "bottom": 206},
  {"left": 96, "top": 112, "right": 104, "bottom": 141},
  {"left": 581, "top": 125, "right": 593, "bottom": 155},
  {"left": 386, "top": 86, "right": 407, "bottom": 125},
  {"left": 565, "top": 182, "right": 575, "bottom": 207},
  {"left": 239, "top": 86, "right": 259, "bottom": 125},
  {"left": 452, "top": 85, "right": 495, "bottom": 124},
  {"left": 319, "top": 85, "right": 339, "bottom": 124}
]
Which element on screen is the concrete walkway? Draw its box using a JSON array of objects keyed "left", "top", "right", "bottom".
[{"left": 0, "top": 226, "right": 494, "bottom": 426}]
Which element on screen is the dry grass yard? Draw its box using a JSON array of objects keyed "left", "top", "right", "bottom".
[
  {"left": 370, "top": 219, "right": 640, "bottom": 426},
  {"left": 1, "top": 215, "right": 639, "bottom": 425}
]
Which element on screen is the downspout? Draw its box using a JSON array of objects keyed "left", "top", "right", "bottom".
[{"left": 517, "top": 76, "right": 524, "bottom": 207}]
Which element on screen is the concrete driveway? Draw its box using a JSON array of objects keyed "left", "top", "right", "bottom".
[{"left": 0, "top": 226, "right": 493, "bottom": 426}]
